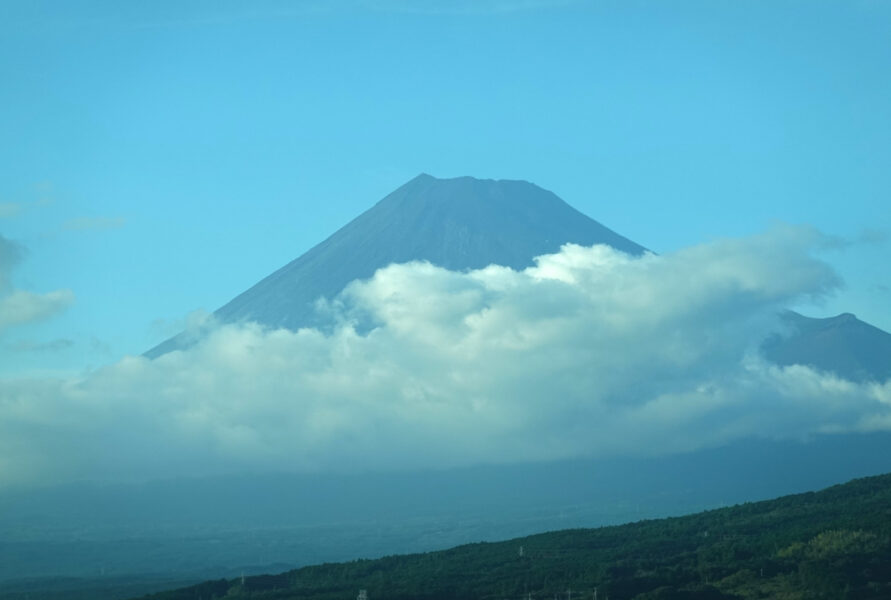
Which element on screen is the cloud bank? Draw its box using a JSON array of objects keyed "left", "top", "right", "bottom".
[{"left": 1, "top": 227, "right": 889, "bottom": 487}]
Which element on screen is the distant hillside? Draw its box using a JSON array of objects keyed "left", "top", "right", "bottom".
[
  {"left": 762, "top": 311, "right": 891, "bottom": 383},
  {"left": 138, "top": 472, "right": 891, "bottom": 600}
]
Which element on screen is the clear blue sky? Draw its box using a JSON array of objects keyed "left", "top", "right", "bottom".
[{"left": 1, "top": 0, "right": 889, "bottom": 376}]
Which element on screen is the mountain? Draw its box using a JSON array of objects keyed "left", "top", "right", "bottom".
[
  {"left": 762, "top": 311, "right": 891, "bottom": 383},
  {"left": 146, "top": 173, "right": 890, "bottom": 384},
  {"left": 135, "top": 471, "right": 891, "bottom": 600},
  {"left": 146, "top": 174, "right": 646, "bottom": 357}
]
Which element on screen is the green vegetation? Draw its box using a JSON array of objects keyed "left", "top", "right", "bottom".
[{"left": 136, "top": 473, "right": 891, "bottom": 600}]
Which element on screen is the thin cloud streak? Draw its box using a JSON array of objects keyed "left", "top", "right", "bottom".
[
  {"left": 6, "top": 338, "right": 75, "bottom": 353},
  {"left": 62, "top": 216, "right": 126, "bottom": 232},
  {"left": 0, "top": 203, "right": 24, "bottom": 219},
  {"left": 0, "top": 235, "right": 25, "bottom": 291}
]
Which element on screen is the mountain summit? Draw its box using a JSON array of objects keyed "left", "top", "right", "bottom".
[{"left": 146, "top": 175, "right": 646, "bottom": 357}]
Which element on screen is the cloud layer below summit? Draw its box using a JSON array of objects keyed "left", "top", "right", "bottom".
[{"left": 1, "top": 226, "right": 889, "bottom": 487}]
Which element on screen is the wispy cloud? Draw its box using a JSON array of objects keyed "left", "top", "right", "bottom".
[
  {"left": 0, "top": 182, "right": 55, "bottom": 220},
  {"left": 0, "top": 203, "right": 25, "bottom": 219},
  {"left": 2, "top": 227, "right": 887, "bottom": 488},
  {"left": 7, "top": 338, "right": 75, "bottom": 353},
  {"left": 858, "top": 228, "right": 888, "bottom": 244},
  {"left": 0, "top": 234, "right": 74, "bottom": 333},
  {"left": 0, "top": 235, "right": 25, "bottom": 292},
  {"left": 0, "top": 290, "right": 75, "bottom": 332},
  {"left": 62, "top": 216, "right": 126, "bottom": 232}
]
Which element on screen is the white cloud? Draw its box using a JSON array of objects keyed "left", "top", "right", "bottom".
[
  {"left": 0, "top": 290, "right": 75, "bottom": 332},
  {"left": 0, "top": 227, "right": 888, "bottom": 487},
  {"left": 0, "top": 235, "right": 74, "bottom": 333}
]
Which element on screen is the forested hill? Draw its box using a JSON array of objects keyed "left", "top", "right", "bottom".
[{"left": 139, "top": 473, "right": 891, "bottom": 600}]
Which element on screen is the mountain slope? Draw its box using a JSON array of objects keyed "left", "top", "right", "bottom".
[
  {"left": 137, "top": 472, "right": 891, "bottom": 600},
  {"left": 762, "top": 311, "right": 891, "bottom": 383},
  {"left": 146, "top": 174, "right": 646, "bottom": 357}
]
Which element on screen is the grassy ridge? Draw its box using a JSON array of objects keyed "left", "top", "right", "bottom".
[{"left": 138, "top": 473, "right": 891, "bottom": 600}]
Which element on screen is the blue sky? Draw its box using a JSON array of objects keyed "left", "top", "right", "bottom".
[{"left": 1, "top": 0, "right": 889, "bottom": 376}]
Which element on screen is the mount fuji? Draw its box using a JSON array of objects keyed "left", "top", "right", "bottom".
[{"left": 147, "top": 173, "right": 889, "bottom": 383}]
